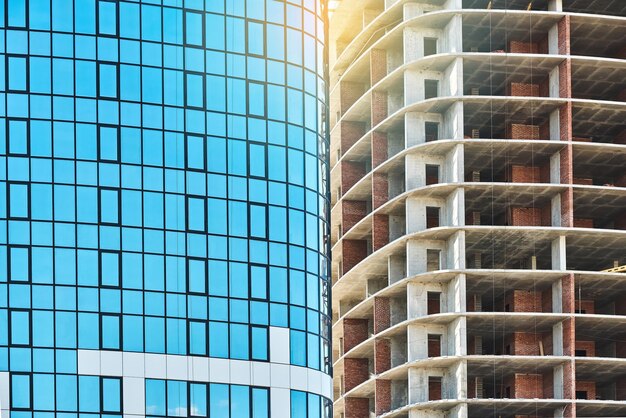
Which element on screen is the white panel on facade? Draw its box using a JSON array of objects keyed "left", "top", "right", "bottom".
[
  {"left": 188, "top": 356, "right": 209, "bottom": 382},
  {"left": 209, "top": 358, "right": 230, "bottom": 383},
  {"left": 269, "top": 327, "right": 290, "bottom": 364},
  {"left": 77, "top": 349, "right": 101, "bottom": 375},
  {"left": 290, "top": 366, "right": 308, "bottom": 391},
  {"left": 307, "top": 369, "right": 322, "bottom": 395},
  {"left": 270, "top": 363, "right": 290, "bottom": 388},
  {"left": 101, "top": 351, "right": 123, "bottom": 376},
  {"left": 166, "top": 355, "right": 188, "bottom": 381},
  {"left": 123, "top": 352, "right": 145, "bottom": 378},
  {"left": 270, "top": 387, "right": 291, "bottom": 418},
  {"left": 144, "top": 353, "right": 167, "bottom": 379},
  {"left": 230, "top": 360, "right": 251, "bottom": 385},
  {"left": 0, "top": 372, "right": 9, "bottom": 418},
  {"left": 123, "top": 377, "right": 146, "bottom": 415},
  {"left": 251, "top": 362, "right": 271, "bottom": 387}
]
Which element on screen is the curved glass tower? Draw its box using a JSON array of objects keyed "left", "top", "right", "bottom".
[{"left": 0, "top": 0, "right": 331, "bottom": 417}]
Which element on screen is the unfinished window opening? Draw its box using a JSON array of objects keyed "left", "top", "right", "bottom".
[
  {"left": 426, "top": 207, "right": 440, "bottom": 228},
  {"left": 425, "top": 122, "right": 440, "bottom": 142},
  {"left": 427, "top": 291, "right": 442, "bottom": 314},
  {"left": 576, "top": 391, "right": 588, "bottom": 400},
  {"left": 428, "top": 376, "right": 442, "bottom": 400},
  {"left": 505, "top": 386, "right": 511, "bottom": 398},
  {"left": 424, "top": 80, "right": 439, "bottom": 99},
  {"left": 575, "top": 349, "right": 587, "bottom": 357},
  {"left": 428, "top": 334, "right": 442, "bottom": 357},
  {"left": 427, "top": 249, "right": 441, "bottom": 272},
  {"left": 426, "top": 165, "right": 440, "bottom": 185},
  {"left": 424, "top": 38, "right": 438, "bottom": 56}
]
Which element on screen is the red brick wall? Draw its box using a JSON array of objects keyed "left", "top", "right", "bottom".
[
  {"left": 542, "top": 331, "right": 553, "bottom": 356},
  {"left": 507, "top": 165, "right": 542, "bottom": 183},
  {"left": 344, "top": 397, "right": 370, "bottom": 418},
  {"left": 508, "top": 207, "right": 548, "bottom": 227},
  {"left": 615, "top": 129, "right": 626, "bottom": 145},
  {"left": 341, "top": 161, "right": 366, "bottom": 195},
  {"left": 343, "top": 318, "right": 369, "bottom": 353},
  {"left": 616, "top": 173, "right": 626, "bottom": 187},
  {"left": 573, "top": 218, "right": 593, "bottom": 228},
  {"left": 616, "top": 378, "right": 626, "bottom": 400},
  {"left": 342, "top": 239, "right": 368, "bottom": 273},
  {"left": 562, "top": 274, "right": 576, "bottom": 314},
  {"left": 542, "top": 288, "right": 553, "bottom": 313},
  {"left": 373, "top": 297, "right": 390, "bottom": 334},
  {"left": 372, "top": 173, "right": 389, "bottom": 210},
  {"left": 542, "top": 370, "right": 554, "bottom": 398},
  {"left": 617, "top": 88, "right": 626, "bottom": 102},
  {"left": 375, "top": 380, "right": 391, "bottom": 415},
  {"left": 507, "top": 123, "right": 540, "bottom": 140},
  {"left": 506, "top": 332, "right": 540, "bottom": 356},
  {"left": 428, "top": 336, "right": 441, "bottom": 357},
  {"left": 342, "top": 200, "right": 367, "bottom": 232},
  {"left": 371, "top": 90, "right": 388, "bottom": 126},
  {"left": 575, "top": 299, "right": 594, "bottom": 314},
  {"left": 576, "top": 381, "right": 596, "bottom": 400},
  {"left": 575, "top": 340, "right": 596, "bottom": 357},
  {"left": 370, "top": 49, "right": 387, "bottom": 86},
  {"left": 507, "top": 82, "right": 540, "bottom": 97},
  {"left": 341, "top": 121, "right": 366, "bottom": 155},
  {"left": 508, "top": 374, "right": 544, "bottom": 399},
  {"left": 344, "top": 358, "right": 370, "bottom": 392},
  {"left": 561, "top": 188, "right": 574, "bottom": 228},
  {"left": 374, "top": 339, "right": 391, "bottom": 374},
  {"left": 505, "top": 290, "right": 543, "bottom": 312},
  {"left": 564, "top": 361, "right": 576, "bottom": 401},
  {"left": 563, "top": 318, "right": 576, "bottom": 357},
  {"left": 558, "top": 16, "right": 571, "bottom": 55},
  {"left": 341, "top": 81, "right": 366, "bottom": 114},
  {"left": 429, "top": 379, "right": 442, "bottom": 400},
  {"left": 372, "top": 214, "right": 389, "bottom": 251},
  {"left": 572, "top": 178, "right": 593, "bottom": 186},
  {"left": 371, "top": 131, "right": 388, "bottom": 168},
  {"left": 615, "top": 211, "right": 626, "bottom": 230},
  {"left": 509, "top": 40, "right": 539, "bottom": 53}
]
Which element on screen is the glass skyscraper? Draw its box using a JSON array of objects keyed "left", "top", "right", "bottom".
[{"left": 0, "top": 0, "right": 331, "bottom": 417}]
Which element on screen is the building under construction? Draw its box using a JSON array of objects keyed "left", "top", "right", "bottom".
[{"left": 329, "top": 1, "right": 626, "bottom": 417}]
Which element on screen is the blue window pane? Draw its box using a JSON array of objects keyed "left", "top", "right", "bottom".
[
  {"left": 10, "top": 310, "right": 30, "bottom": 345},
  {"left": 190, "top": 383, "right": 207, "bottom": 417},
  {"left": 99, "top": 1, "right": 117, "bottom": 35},
  {"left": 99, "top": 64, "right": 118, "bottom": 98},
  {"left": 209, "top": 384, "right": 229, "bottom": 418},
  {"left": 167, "top": 380, "right": 188, "bottom": 417},
  {"left": 145, "top": 379, "right": 166, "bottom": 416},
  {"left": 185, "top": 11, "right": 203, "bottom": 46},
  {"left": 8, "top": 0, "right": 26, "bottom": 27},
  {"left": 11, "top": 374, "right": 30, "bottom": 408},
  {"left": 252, "top": 388, "right": 269, "bottom": 418},
  {"left": 79, "top": 376, "right": 100, "bottom": 412},
  {"left": 231, "top": 385, "right": 250, "bottom": 418},
  {"left": 102, "top": 378, "right": 121, "bottom": 412},
  {"left": 8, "top": 57, "right": 27, "bottom": 91}
]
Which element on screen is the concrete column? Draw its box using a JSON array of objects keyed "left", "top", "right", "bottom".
[
  {"left": 389, "top": 254, "right": 406, "bottom": 284},
  {"left": 554, "top": 364, "right": 565, "bottom": 398},
  {"left": 445, "top": 188, "right": 465, "bottom": 227},
  {"left": 445, "top": 144, "right": 464, "bottom": 183},
  {"left": 408, "top": 367, "right": 428, "bottom": 403},
  {"left": 405, "top": 112, "right": 422, "bottom": 147},
  {"left": 443, "top": 58, "right": 464, "bottom": 97},
  {"left": 548, "top": 23, "right": 560, "bottom": 55},
  {"left": 552, "top": 279, "right": 563, "bottom": 313},
  {"left": 447, "top": 231, "right": 465, "bottom": 270},
  {"left": 443, "top": 101, "right": 464, "bottom": 140},
  {"left": 447, "top": 317, "right": 467, "bottom": 357},
  {"left": 404, "top": 27, "right": 421, "bottom": 63},
  {"left": 551, "top": 193, "right": 562, "bottom": 227},
  {"left": 551, "top": 236, "right": 566, "bottom": 270},
  {"left": 448, "top": 360, "right": 467, "bottom": 399},
  {"left": 553, "top": 321, "right": 564, "bottom": 355},
  {"left": 548, "top": 0, "right": 563, "bottom": 11},
  {"left": 549, "top": 109, "right": 561, "bottom": 140},
  {"left": 442, "top": 14, "right": 463, "bottom": 53},
  {"left": 447, "top": 274, "right": 466, "bottom": 313},
  {"left": 406, "top": 196, "right": 427, "bottom": 233}
]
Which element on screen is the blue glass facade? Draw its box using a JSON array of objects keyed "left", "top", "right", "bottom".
[{"left": 0, "top": 0, "right": 331, "bottom": 416}]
